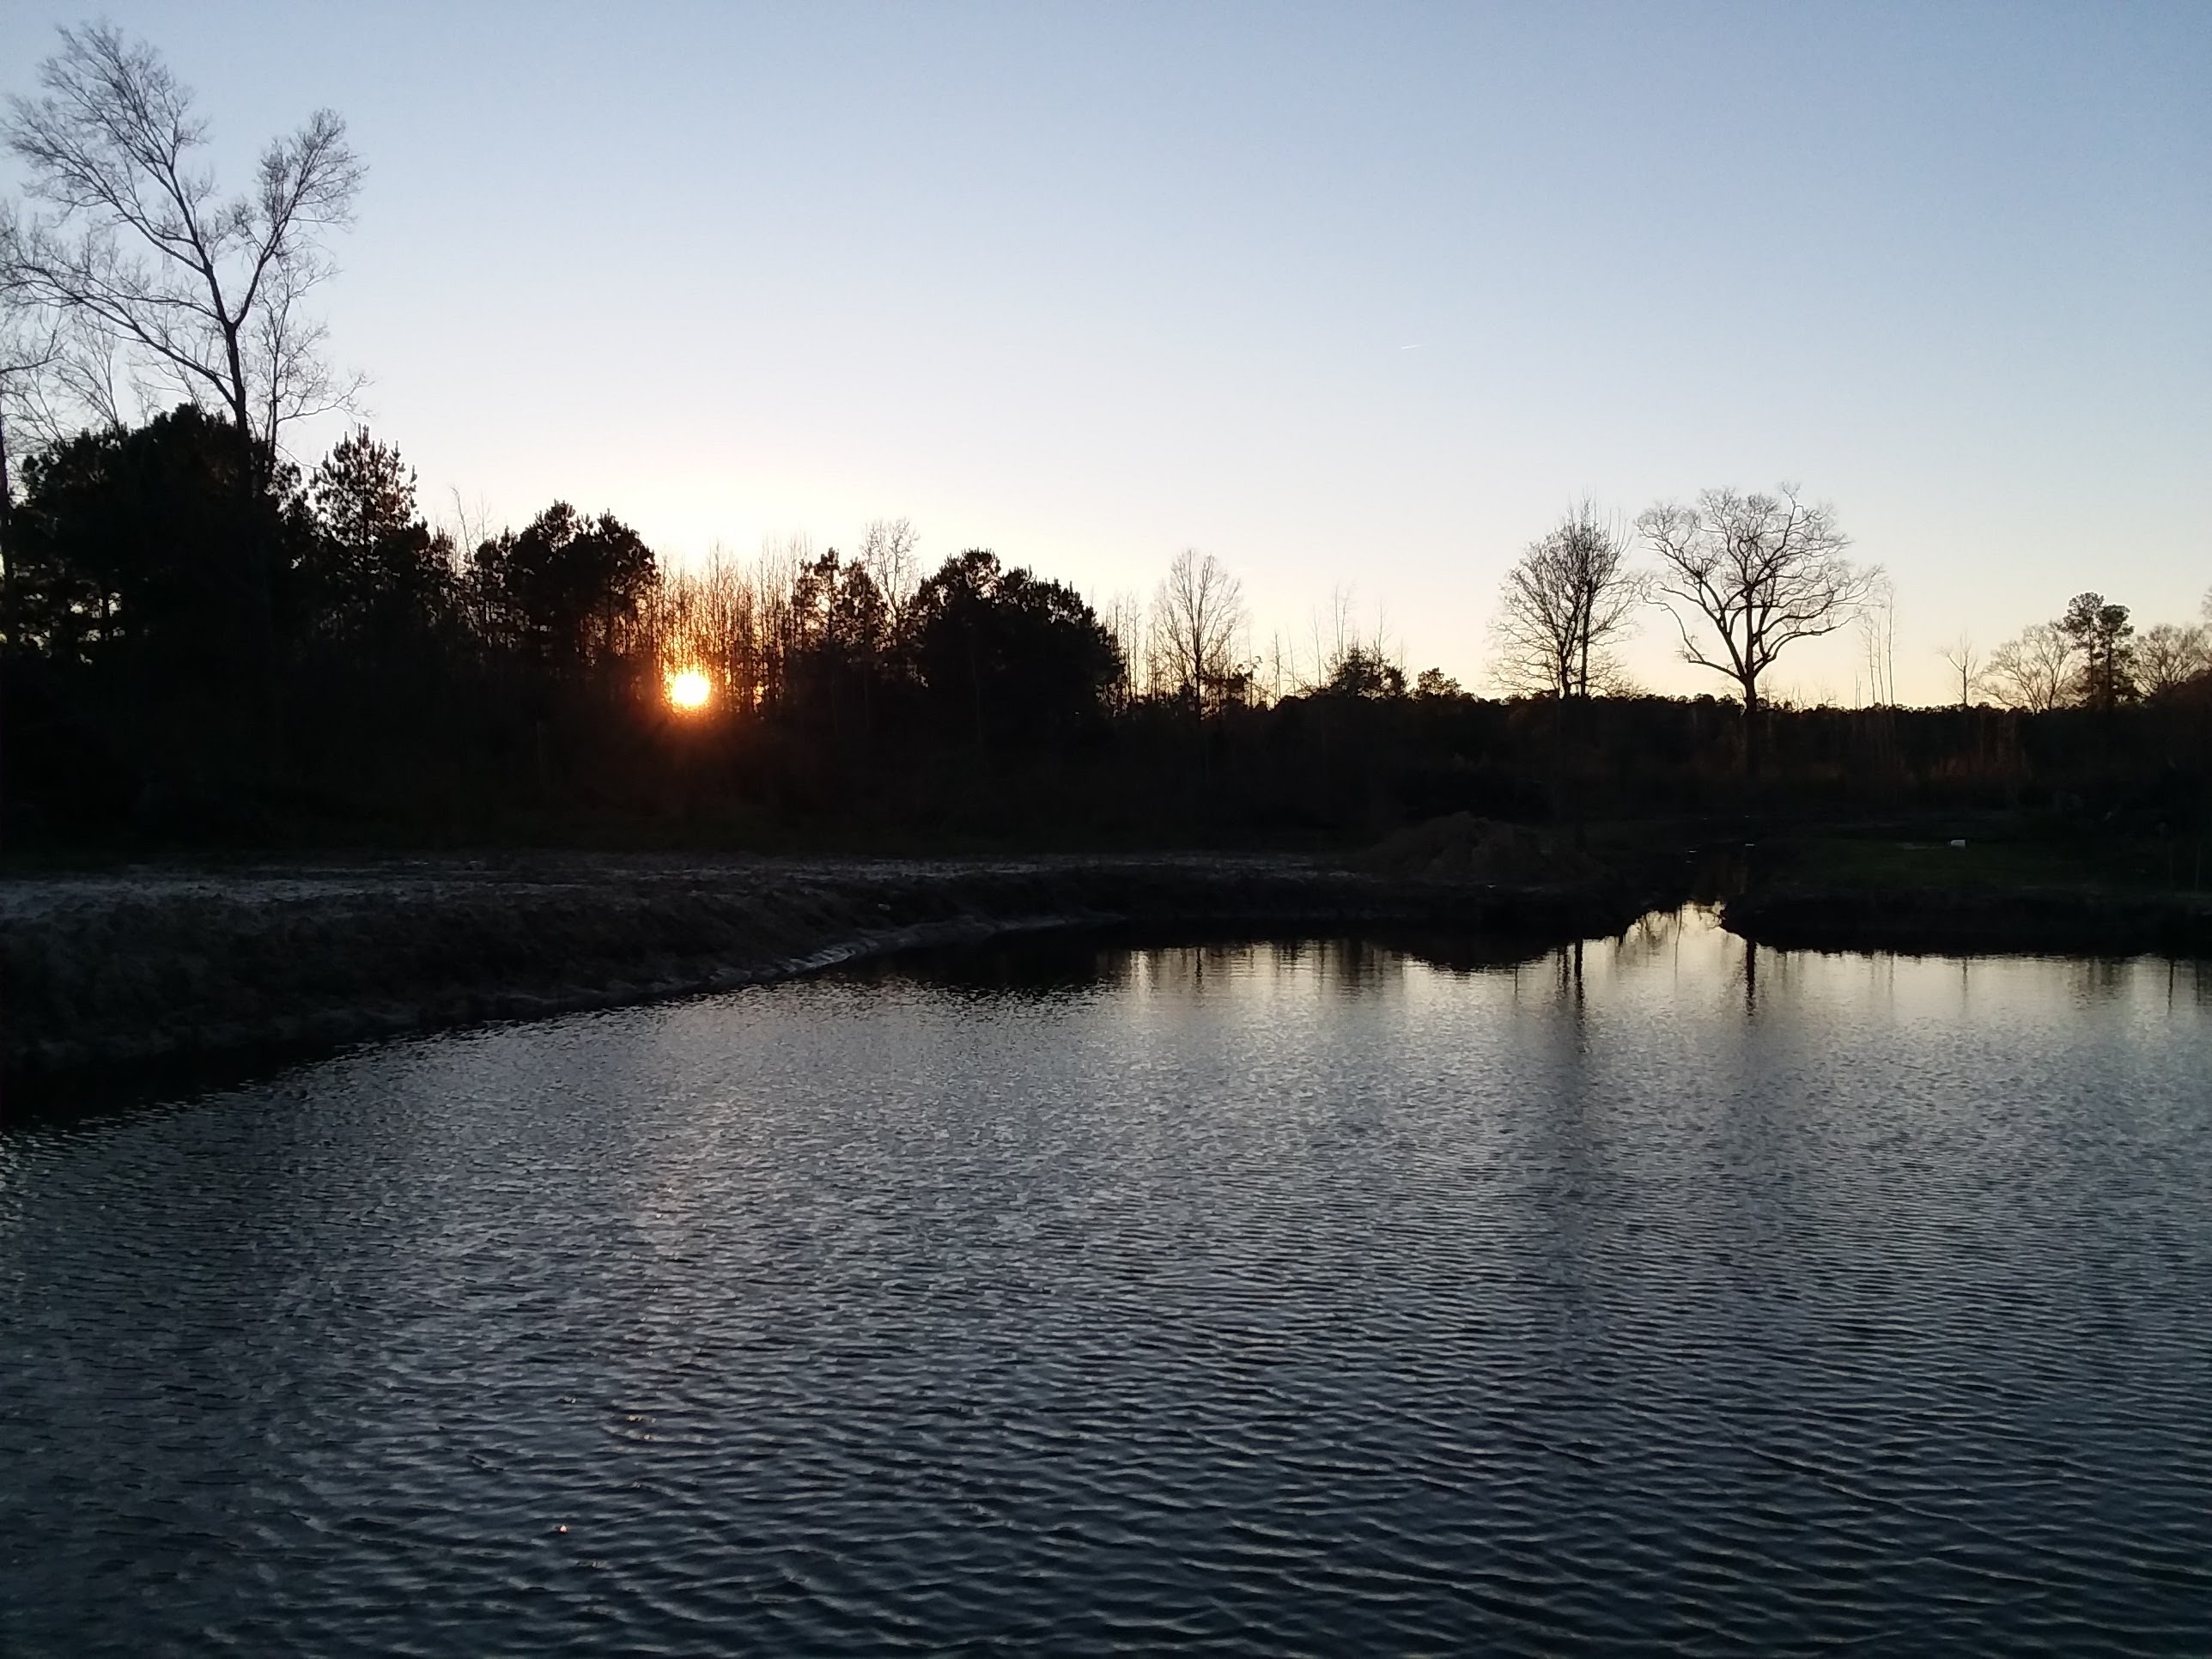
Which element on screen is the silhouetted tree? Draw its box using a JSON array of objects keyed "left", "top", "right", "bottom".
[
  {"left": 857, "top": 516, "right": 921, "bottom": 638},
  {"left": 0, "top": 236, "right": 64, "bottom": 560},
  {"left": 1985, "top": 622, "right": 2077, "bottom": 713},
  {"left": 2, "top": 404, "right": 313, "bottom": 823},
  {"left": 1152, "top": 548, "right": 1246, "bottom": 716},
  {"left": 302, "top": 428, "right": 452, "bottom": 645},
  {"left": 1639, "top": 486, "right": 1874, "bottom": 715},
  {"left": 3, "top": 25, "right": 364, "bottom": 474},
  {"left": 1322, "top": 644, "right": 1407, "bottom": 700},
  {"left": 2137, "top": 622, "right": 2209, "bottom": 696},
  {"left": 907, "top": 548, "right": 1121, "bottom": 748},
  {"left": 2057, "top": 592, "right": 2135, "bottom": 709},
  {"left": 6, "top": 23, "right": 362, "bottom": 769},
  {"left": 786, "top": 546, "right": 892, "bottom": 738},
  {"left": 472, "top": 503, "right": 654, "bottom": 673},
  {"left": 1856, "top": 575, "right": 1899, "bottom": 707},
  {"left": 1937, "top": 633, "right": 1982, "bottom": 709},
  {"left": 3, "top": 404, "right": 298, "bottom": 665},
  {"left": 1491, "top": 503, "right": 1641, "bottom": 698}
]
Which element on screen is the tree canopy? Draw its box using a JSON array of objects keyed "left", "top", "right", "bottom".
[{"left": 907, "top": 549, "right": 1122, "bottom": 747}]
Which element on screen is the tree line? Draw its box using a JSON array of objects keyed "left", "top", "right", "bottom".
[
  {"left": 2, "top": 23, "right": 2206, "bottom": 848},
  {"left": 6, "top": 398, "right": 2204, "bottom": 844},
  {"left": 1489, "top": 494, "right": 2210, "bottom": 716}
]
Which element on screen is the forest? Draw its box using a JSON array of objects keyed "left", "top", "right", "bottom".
[
  {"left": 2, "top": 401, "right": 2207, "bottom": 853},
  {"left": 2, "top": 24, "right": 2208, "bottom": 856}
]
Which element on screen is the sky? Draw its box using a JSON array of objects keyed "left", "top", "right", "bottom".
[{"left": 3, "top": 1, "right": 2207, "bottom": 702}]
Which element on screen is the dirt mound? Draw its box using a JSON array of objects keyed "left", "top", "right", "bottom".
[{"left": 1352, "top": 814, "right": 1608, "bottom": 884}]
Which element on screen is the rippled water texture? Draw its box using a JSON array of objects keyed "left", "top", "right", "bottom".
[{"left": 4, "top": 911, "right": 2210, "bottom": 1656}]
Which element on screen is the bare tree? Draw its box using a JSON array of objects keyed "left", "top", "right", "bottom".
[
  {"left": 0, "top": 233, "right": 63, "bottom": 555},
  {"left": 1151, "top": 548, "right": 1246, "bottom": 715},
  {"left": 1984, "top": 622, "right": 2077, "bottom": 712},
  {"left": 1260, "top": 629, "right": 1294, "bottom": 703},
  {"left": 1097, "top": 590, "right": 1147, "bottom": 712},
  {"left": 2136, "top": 622, "right": 2210, "bottom": 696},
  {"left": 1307, "top": 585, "right": 1358, "bottom": 691},
  {"left": 1638, "top": 485, "right": 1875, "bottom": 714},
  {"left": 857, "top": 516, "right": 921, "bottom": 636},
  {"left": 3, "top": 24, "right": 364, "bottom": 484},
  {"left": 1936, "top": 633, "right": 1982, "bottom": 709},
  {"left": 1490, "top": 501, "right": 1644, "bottom": 698},
  {"left": 4, "top": 26, "right": 364, "bottom": 761},
  {"left": 1856, "top": 575, "right": 1898, "bottom": 707}
]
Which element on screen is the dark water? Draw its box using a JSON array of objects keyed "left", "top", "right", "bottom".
[{"left": 4, "top": 912, "right": 2209, "bottom": 1656}]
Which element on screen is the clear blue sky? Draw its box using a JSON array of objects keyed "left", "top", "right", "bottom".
[{"left": 4, "top": 1, "right": 2207, "bottom": 700}]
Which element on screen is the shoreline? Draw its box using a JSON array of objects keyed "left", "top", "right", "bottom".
[
  {"left": 1721, "top": 884, "right": 2212, "bottom": 959},
  {"left": 9, "top": 850, "right": 2204, "bottom": 1112},
  {"left": 1, "top": 854, "right": 1658, "bottom": 1102}
]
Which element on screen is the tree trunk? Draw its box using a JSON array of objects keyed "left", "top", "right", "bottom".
[
  {"left": 0, "top": 404, "right": 13, "bottom": 632},
  {"left": 222, "top": 394, "right": 283, "bottom": 787}
]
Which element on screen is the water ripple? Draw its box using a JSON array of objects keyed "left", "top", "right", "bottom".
[{"left": 3, "top": 915, "right": 2209, "bottom": 1655}]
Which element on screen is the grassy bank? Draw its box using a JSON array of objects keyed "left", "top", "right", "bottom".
[
  {"left": 1720, "top": 823, "right": 2212, "bottom": 957},
  {"left": 1, "top": 851, "right": 1668, "bottom": 1106},
  {"left": 9, "top": 814, "right": 2202, "bottom": 1115}
]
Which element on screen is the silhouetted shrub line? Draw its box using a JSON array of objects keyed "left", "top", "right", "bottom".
[{"left": 0, "top": 854, "right": 1674, "bottom": 1096}]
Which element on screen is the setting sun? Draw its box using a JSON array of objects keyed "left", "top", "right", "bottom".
[{"left": 665, "top": 668, "right": 712, "bottom": 711}]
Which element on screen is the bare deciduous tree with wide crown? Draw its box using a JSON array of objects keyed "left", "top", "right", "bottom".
[
  {"left": 2, "top": 23, "right": 364, "bottom": 483},
  {"left": 1639, "top": 484, "right": 1876, "bottom": 714}
]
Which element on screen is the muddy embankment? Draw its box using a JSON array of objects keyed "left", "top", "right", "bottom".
[
  {"left": 2, "top": 853, "right": 1664, "bottom": 1090},
  {"left": 1722, "top": 885, "right": 2212, "bottom": 958}
]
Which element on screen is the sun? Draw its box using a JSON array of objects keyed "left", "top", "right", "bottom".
[{"left": 665, "top": 668, "right": 712, "bottom": 711}]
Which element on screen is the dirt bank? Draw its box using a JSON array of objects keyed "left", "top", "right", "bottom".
[{"left": 2, "top": 853, "right": 1662, "bottom": 1089}]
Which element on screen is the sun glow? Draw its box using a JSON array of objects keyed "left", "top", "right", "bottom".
[{"left": 665, "top": 668, "right": 713, "bottom": 711}]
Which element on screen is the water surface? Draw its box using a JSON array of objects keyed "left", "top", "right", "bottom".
[{"left": 3, "top": 912, "right": 2209, "bottom": 1654}]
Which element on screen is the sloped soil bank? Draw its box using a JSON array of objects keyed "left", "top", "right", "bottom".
[
  {"left": 3, "top": 854, "right": 1668, "bottom": 1097},
  {"left": 1723, "top": 885, "right": 2212, "bottom": 958}
]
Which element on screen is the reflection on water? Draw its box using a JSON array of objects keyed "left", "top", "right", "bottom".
[
  {"left": 881, "top": 902, "right": 2212, "bottom": 1024},
  {"left": 3, "top": 910, "right": 2208, "bottom": 1656}
]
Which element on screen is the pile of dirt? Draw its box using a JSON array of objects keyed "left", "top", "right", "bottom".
[{"left": 1352, "top": 814, "right": 1611, "bottom": 885}]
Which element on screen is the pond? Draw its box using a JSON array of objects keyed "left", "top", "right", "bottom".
[{"left": 3, "top": 911, "right": 2208, "bottom": 1655}]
